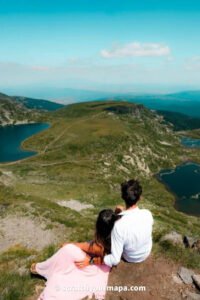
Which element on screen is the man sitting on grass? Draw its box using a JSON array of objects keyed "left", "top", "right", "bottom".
[{"left": 104, "top": 179, "right": 153, "bottom": 267}]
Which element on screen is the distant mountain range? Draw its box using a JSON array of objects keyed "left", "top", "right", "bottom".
[
  {"left": 113, "top": 91, "right": 200, "bottom": 117},
  {"left": 15, "top": 88, "right": 200, "bottom": 117},
  {"left": 2, "top": 87, "right": 116, "bottom": 103},
  {"left": 1, "top": 89, "right": 200, "bottom": 129},
  {"left": 2, "top": 88, "right": 200, "bottom": 116}
]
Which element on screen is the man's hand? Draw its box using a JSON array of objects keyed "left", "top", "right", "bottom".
[
  {"left": 75, "top": 254, "right": 91, "bottom": 268},
  {"left": 115, "top": 205, "right": 125, "bottom": 214}
]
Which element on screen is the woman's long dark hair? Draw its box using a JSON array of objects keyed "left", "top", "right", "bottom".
[{"left": 94, "top": 209, "right": 117, "bottom": 255}]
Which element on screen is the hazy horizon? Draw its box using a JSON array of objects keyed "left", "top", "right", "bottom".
[{"left": 1, "top": 84, "right": 200, "bottom": 102}]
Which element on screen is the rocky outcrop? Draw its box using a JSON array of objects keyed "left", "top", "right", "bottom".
[
  {"left": 0, "top": 92, "right": 40, "bottom": 126},
  {"left": 193, "top": 275, "right": 200, "bottom": 290},
  {"left": 161, "top": 231, "right": 200, "bottom": 255},
  {"left": 160, "top": 231, "right": 184, "bottom": 247},
  {"left": 178, "top": 267, "right": 195, "bottom": 284}
]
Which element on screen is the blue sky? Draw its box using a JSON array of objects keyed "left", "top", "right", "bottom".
[{"left": 1, "top": 0, "right": 200, "bottom": 94}]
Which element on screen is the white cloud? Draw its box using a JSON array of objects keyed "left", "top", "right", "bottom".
[{"left": 101, "top": 42, "right": 171, "bottom": 58}]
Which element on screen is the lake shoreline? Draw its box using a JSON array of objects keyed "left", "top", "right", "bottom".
[
  {"left": 0, "top": 122, "right": 51, "bottom": 164},
  {"left": 181, "top": 136, "right": 200, "bottom": 149},
  {"left": 20, "top": 122, "right": 51, "bottom": 152},
  {"left": 0, "top": 120, "right": 36, "bottom": 127},
  {"left": 156, "top": 161, "right": 200, "bottom": 218}
]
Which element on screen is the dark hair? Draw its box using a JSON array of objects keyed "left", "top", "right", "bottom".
[
  {"left": 121, "top": 179, "right": 142, "bottom": 207},
  {"left": 94, "top": 209, "right": 117, "bottom": 254}
]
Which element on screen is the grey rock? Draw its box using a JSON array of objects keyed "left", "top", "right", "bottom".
[
  {"left": 183, "top": 236, "right": 196, "bottom": 248},
  {"left": 161, "top": 231, "right": 184, "bottom": 247},
  {"left": 193, "top": 274, "right": 200, "bottom": 290},
  {"left": 185, "top": 291, "right": 200, "bottom": 300},
  {"left": 178, "top": 267, "right": 195, "bottom": 284}
]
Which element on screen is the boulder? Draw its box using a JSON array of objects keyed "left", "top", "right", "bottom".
[
  {"left": 177, "top": 267, "right": 195, "bottom": 284},
  {"left": 192, "top": 274, "right": 200, "bottom": 290},
  {"left": 160, "top": 231, "right": 184, "bottom": 247},
  {"left": 185, "top": 291, "right": 200, "bottom": 300}
]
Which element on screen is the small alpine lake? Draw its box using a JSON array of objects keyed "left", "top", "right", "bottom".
[
  {"left": 158, "top": 162, "right": 200, "bottom": 217},
  {"left": 0, "top": 123, "right": 49, "bottom": 163}
]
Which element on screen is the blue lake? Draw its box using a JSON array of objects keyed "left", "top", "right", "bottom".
[
  {"left": 158, "top": 162, "right": 200, "bottom": 217},
  {"left": 181, "top": 137, "right": 200, "bottom": 148},
  {"left": 0, "top": 123, "right": 49, "bottom": 163}
]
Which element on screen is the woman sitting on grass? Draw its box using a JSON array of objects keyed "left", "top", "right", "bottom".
[{"left": 30, "top": 209, "right": 118, "bottom": 300}]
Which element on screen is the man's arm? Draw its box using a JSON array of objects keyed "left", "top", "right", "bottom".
[{"left": 104, "top": 224, "right": 124, "bottom": 267}]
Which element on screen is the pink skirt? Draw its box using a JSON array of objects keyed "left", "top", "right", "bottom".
[{"left": 36, "top": 244, "right": 110, "bottom": 300}]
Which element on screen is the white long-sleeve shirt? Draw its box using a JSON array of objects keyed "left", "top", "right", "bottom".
[{"left": 104, "top": 207, "right": 153, "bottom": 267}]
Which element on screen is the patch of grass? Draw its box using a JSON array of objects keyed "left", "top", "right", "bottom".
[
  {"left": 36, "top": 244, "right": 58, "bottom": 262},
  {"left": 154, "top": 241, "right": 200, "bottom": 270},
  {"left": 0, "top": 271, "right": 34, "bottom": 300},
  {"left": 0, "top": 245, "right": 36, "bottom": 263}
]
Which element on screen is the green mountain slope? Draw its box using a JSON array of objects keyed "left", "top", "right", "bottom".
[
  {"left": 14, "top": 96, "right": 64, "bottom": 111},
  {"left": 157, "top": 110, "right": 200, "bottom": 131},
  {"left": 0, "top": 92, "right": 64, "bottom": 126},
  {"left": 0, "top": 100, "right": 199, "bottom": 299}
]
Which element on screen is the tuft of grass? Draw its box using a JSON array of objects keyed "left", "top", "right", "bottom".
[
  {"left": 0, "top": 245, "right": 36, "bottom": 263},
  {"left": 0, "top": 272, "right": 34, "bottom": 300},
  {"left": 35, "top": 244, "right": 58, "bottom": 263}
]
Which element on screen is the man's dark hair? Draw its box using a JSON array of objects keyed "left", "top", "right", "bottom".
[{"left": 121, "top": 179, "right": 142, "bottom": 207}]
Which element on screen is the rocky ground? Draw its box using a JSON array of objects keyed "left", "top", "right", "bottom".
[
  {"left": 0, "top": 214, "right": 68, "bottom": 253},
  {"left": 29, "top": 254, "right": 200, "bottom": 300},
  {"left": 106, "top": 256, "right": 200, "bottom": 300}
]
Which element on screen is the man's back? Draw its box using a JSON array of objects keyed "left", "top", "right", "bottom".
[
  {"left": 117, "top": 207, "right": 153, "bottom": 262},
  {"left": 104, "top": 207, "right": 153, "bottom": 267}
]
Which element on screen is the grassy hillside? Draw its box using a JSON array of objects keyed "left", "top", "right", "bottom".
[
  {"left": 0, "top": 100, "right": 200, "bottom": 299},
  {"left": 157, "top": 110, "right": 200, "bottom": 131}
]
